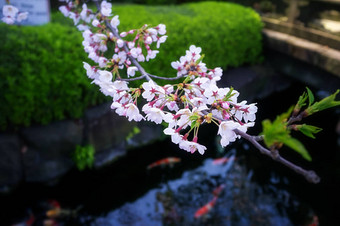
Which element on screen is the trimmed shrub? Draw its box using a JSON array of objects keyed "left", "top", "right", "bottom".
[
  {"left": 0, "top": 23, "right": 109, "bottom": 130},
  {"left": 0, "top": 1, "right": 262, "bottom": 130},
  {"left": 111, "top": 1, "right": 263, "bottom": 83}
]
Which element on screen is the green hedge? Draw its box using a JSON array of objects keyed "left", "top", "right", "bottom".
[
  {"left": 0, "top": 23, "right": 108, "bottom": 130},
  {"left": 0, "top": 1, "right": 262, "bottom": 130},
  {"left": 111, "top": 1, "right": 263, "bottom": 82}
]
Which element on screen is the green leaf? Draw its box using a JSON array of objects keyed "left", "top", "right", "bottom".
[
  {"left": 297, "top": 124, "right": 322, "bottom": 139},
  {"left": 195, "top": 54, "right": 205, "bottom": 64},
  {"left": 294, "top": 91, "right": 308, "bottom": 112},
  {"left": 223, "top": 87, "right": 235, "bottom": 101},
  {"left": 261, "top": 106, "right": 312, "bottom": 161},
  {"left": 306, "top": 89, "right": 340, "bottom": 115},
  {"left": 306, "top": 87, "right": 314, "bottom": 107},
  {"left": 282, "top": 137, "right": 312, "bottom": 161},
  {"left": 261, "top": 118, "right": 289, "bottom": 148}
]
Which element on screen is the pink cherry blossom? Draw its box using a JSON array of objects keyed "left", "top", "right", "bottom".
[
  {"left": 157, "top": 24, "right": 166, "bottom": 35},
  {"left": 17, "top": 12, "right": 28, "bottom": 22},
  {"left": 145, "top": 107, "right": 165, "bottom": 124},
  {"left": 126, "top": 103, "right": 144, "bottom": 121},
  {"left": 98, "top": 70, "right": 112, "bottom": 82},
  {"left": 146, "top": 50, "right": 159, "bottom": 61},
  {"left": 130, "top": 47, "right": 145, "bottom": 62},
  {"left": 100, "top": 1, "right": 112, "bottom": 17},
  {"left": 3, "top": 5, "right": 18, "bottom": 18},
  {"left": 156, "top": 36, "right": 167, "bottom": 48},
  {"left": 179, "top": 140, "right": 206, "bottom": 155},
  {"left": 59, "top": 5, "right": 70, "bottom": 17},
  {"left": 142, "top": 80, "right": 161, "bottom": 101},
  {"left": 83, "top": 62, "right": 97, "bottom": 79},
  {"left": 127, "top": 66, "right": 138, "bottom": 77},
  {"left": 110, "top": 15, "right": 120, "bottom": 29},
  {"left": 186, "top": 45, "right": 202, "bottom": 61},
  {"left": 164, "top": 128, "right": 183, "bottom": 144},
  {"left": 2, "top": 16, "right": 15, "bottom": 24}
]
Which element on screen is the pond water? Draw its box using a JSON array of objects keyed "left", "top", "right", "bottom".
[{"left": 0, "top": 79, "right": 339, "bottom": 226}]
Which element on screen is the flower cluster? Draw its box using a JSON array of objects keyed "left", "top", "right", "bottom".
[
  {"left": 1, "top": 4, "right": 28, "bottom": 25},
  {"left": 60, "top": 0, "right": 257, "bottom": 155},
  {"left": 59, "top": 1, "right": 167, "bottom": 79}
]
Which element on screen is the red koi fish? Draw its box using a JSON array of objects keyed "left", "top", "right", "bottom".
[
  {"left": 25, "top": 212, "right": 35, "bottom": 226},
  {"left": 308, "top": 215, "right": 319, "bottom": 226},
  {"left": 212, "top": 184, "right": 225, "bottom": 197},
  {"left": 147, "top": 157, "right": 181, "bottom": 170},
  {"left": 194, "top": 196, "right": 218, "bottom": 219},
  {"left": 212, "top": 157, "right": 235, "bottom": 165},
  {"left": 48, "top": 199, "right": 61, "bottom": 209}
]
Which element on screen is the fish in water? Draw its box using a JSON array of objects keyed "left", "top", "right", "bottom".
[
  {"left": 147, "top": 157, "right": 181, "bottom": 170},
  {"left": 212, "top": 184, "right": 225, "bottom": 197},
  {"left": 25, "top": 212, "right": 35, "bottom": 226},
  {"left": 212, "top": 157, "right": 234, "bottom": 165},
  {"left": 46, "top": 201, "right": 82, "bottom": 219},
  {"left": 43, "top": 219, "right": 58, "bottom": 226},
  {"left": 194, "top": 196, "right": 218, "bottom": 219},
  {"left": 307, "top": 215, "right": 319, "bottom": 226}
]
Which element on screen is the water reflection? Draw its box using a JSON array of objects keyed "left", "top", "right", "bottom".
[{"left": 90, "top": 149, "right": 312, "bottom": 226}]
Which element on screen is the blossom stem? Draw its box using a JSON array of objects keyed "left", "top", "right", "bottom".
[{"left": 148, "top": 73, "right": 184, "bottom": 80}]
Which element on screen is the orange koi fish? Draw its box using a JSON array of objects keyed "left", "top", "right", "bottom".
[
  {"left": 46, "top": 208, "right": 61, "bottom": 218},
  {"left": 194, "top": 196, "right": 218, "bottom": 219},
  {"left": 43, "top": 219, "right": 59, "bottom": 226},
  {"left": 212, "top": 184, "right": 225, "bottom": 197},
  {"left": 212, "top": 157, "right": 234, "bottom": 165},
  {"left": 147, "top": 157, "right": 181, "bottom": 170}
]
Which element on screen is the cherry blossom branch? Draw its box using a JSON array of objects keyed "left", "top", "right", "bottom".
[
  {"left": 57, "top": 0, "right": 322, "bottom": 184},
  {"left": 234, "top": 129, "right": 320, "bottom": 183},
  {"left": 202, "top": 109, "right": 320, "bottom": 183},
  {"left": 96, "top": 0, "right": 319, "bottom": 183}
]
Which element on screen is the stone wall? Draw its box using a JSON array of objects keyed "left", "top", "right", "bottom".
[{"left": 0, "top": 102, "right": 163, "bottom": 188}]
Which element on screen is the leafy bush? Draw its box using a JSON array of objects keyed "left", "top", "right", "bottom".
[
  {"left": 0, "top": 23, "right": 109, "bottom": 130},
  {"left": 112, "top": 2, "right": 263, "bottom": 83},
  {"left": 0, "top": 1, "right": 262, "bottom": 130}
]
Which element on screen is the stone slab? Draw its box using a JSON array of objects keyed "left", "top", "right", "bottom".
[
  {"left": 0, "top": 133, "right": 23, "bottom": 186},
  {"left": 20, "top": 119, "right": 83, "bottom": 182},
  {"left": 85, "top": 102, "right": 137, "bottom": 152},
  {"left": 263, "top": 28, "right": 340, "bottom": 77}
]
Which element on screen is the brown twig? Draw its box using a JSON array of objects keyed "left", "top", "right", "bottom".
[
  {"left": 286, "top": 111, "right": 307, "bottom": 125},
  {"left": 148, "top": 73, "right": 184, "bottom": 81},
  {"left": 117, "top": 75, "right": 146, "bottom": 82},
  {"left": 234, "top": 129, "right": 320, "bottom": 184}
]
